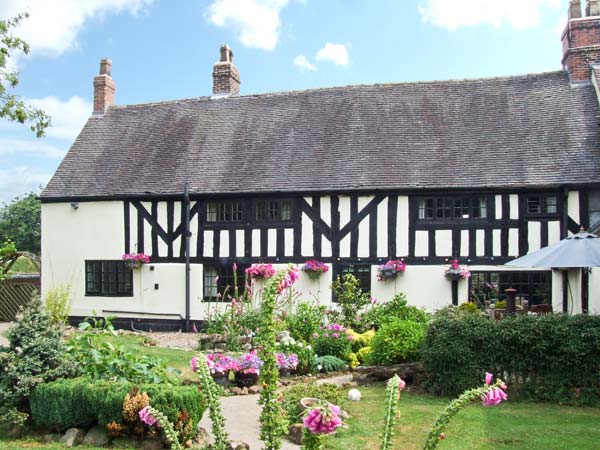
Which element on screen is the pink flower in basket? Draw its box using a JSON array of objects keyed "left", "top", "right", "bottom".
[{"left": 245, "top": 263, "right": 276, "bottom": 280}]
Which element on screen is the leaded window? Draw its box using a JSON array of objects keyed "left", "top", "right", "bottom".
[
  {"left": 256, "top": 199, "right": 292, "bottom": 221},
  {"left": 469, "top": 271, "right": 552, "bottom": 306},
  {"left": 85, "top": 261, "right": 133, "bottom": 296},
  {"left": 333, "top": 264, "right": 371, "bottom": 302},
  {"left": 203, "top": 263, "right": 248, "bottom": 301},
  {"left": 526, "top": 194, "right": 558, "bottom": 216},
  {"left": 418, "top": 196, "right": 488, "bottom": 220},
  {"left": 206, "top": 201, "right": 243, "bottom": 222}
]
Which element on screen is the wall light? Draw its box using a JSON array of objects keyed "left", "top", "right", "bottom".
[{"left": 70, "top": 202, "right": 79, "bottom": 210}]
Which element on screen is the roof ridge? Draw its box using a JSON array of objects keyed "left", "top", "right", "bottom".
[{"left": 109, "top": 70, "right": 567, "bottom": 110}]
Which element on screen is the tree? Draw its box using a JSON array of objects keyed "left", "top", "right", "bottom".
[
  {"left": 0, "top": 12, "right": 50, "bottom": 137},
  {"left": 0, "top": 192, "right": 41, "bottom": 254}
]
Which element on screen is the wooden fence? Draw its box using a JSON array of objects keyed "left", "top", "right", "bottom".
[{"left": 0, "top": 274, "right": 40, "bottom": 321}]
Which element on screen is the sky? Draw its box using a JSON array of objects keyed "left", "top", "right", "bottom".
[{"left": 0, "top": 0, "right": 573, "bottom": 203}]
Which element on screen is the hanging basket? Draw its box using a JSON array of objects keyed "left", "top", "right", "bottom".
[
  {"left": 445, "top": 268, "right": 463, "bottom": 281},
  {"left": 125, "top": 260, "right": 142, "bottom": 270},
  {"left": 306, "top": 271, "right": 322, "bottom": 280}
]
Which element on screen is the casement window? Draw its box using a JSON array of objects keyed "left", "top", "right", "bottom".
[
  {"left": 203, "top": 263, "right": 249, "bottom": 301},
  {"left": 469, "top": 271, "right": 552, "bottom": 306},
  {"left": 332, "top": 264, "right": 371, "bottom": 302},
  {"left": 256, "top": 199, "right": 292, "bottom": 221},
  {"left": 526, "top": 194, "right": 558, "bottom": 216},
  {"left": 417, "top": 196, "right": 488, "bottom": 220},
  {"left": 85, "top": 261, "right": 133, "bottom": 297},
  {"left": 206, "top": 200, "right": 243, "bottom": 222}
]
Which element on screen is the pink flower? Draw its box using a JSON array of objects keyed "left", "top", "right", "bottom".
[
  {"left": 347, "top": 335, "right": 354, "bottom": 341},
  {"left": 190, "top": 356, "right": 198, "bottom": 372},
  {"left": 485, "top": 372, "right": 493, "bottom": 386},
  {"left": 326, "top": 324, "right": 332, "bottom": 330},
  {"left": 323, "top": 333, "right": 329, "bottom": 338},
  {"left": 303, "top": 404, "right": 342, "bottom": 435},
  {"left": 277, "top": 266, "right": 300, "bottom": 293},
  {"left": 139, "top": 406, "right": 158, "bottom": 427},
  {"left": 232, "top": 262, "right": 237, "bottom": 271},
  {"left": 482, "top": 387, "right": 508, "bottom": 407},
  {"left": 312, "top": 332, "right": 318, "bottom": 339},
  {"left": 398, "top": 378, "right": 406, "bottom": 392},
  {"left": 332, "top": 333, "right": 339, "bottom": 338}
]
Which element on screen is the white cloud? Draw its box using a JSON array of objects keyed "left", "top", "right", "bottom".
[
  {"left": 0, "top": 0, "right": 153, "bottom": 63},
  {"left": 0, "top": 165, "right": 51, "bottom": 203},
  {"left": 554, "top": 14, "right": 568, "bottom": 35},
  {"left": 418, "top": 0, "right": 561, "bottom": 30},
  {"left": 315, "top": 43, "right": 350, "bottom": 66},
  {"left": 25, "top": 96, "right": 92, "bottom": 140},
  {"left": 293, "top": 54, "right": 316, "bottom": 71},
  {"left": 0, "top": 138, "right": 66, "bottom": 159},
  {"left": 206, "top": 0, "right": 290, "bottom": 50}
]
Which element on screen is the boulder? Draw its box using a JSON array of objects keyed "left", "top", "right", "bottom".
[
  {"left": 42, "top": 433, "right": 60, "bottom": 443},
  {"left": 112, "top": 436, "right": 141, "bottom": 449},
  {"left": 60, "top": 428, "right": 86, "bottom": 447},
  {"left": 287, "top": 423, "right": 304, "bottom": 445},
  {"left": 214, "top": 343, "right": 227, "bottom": 352},
  {"left": 352, "top": 363, "right": 425, "bottom": 384},
  {"left": 140, "top": 437, "right": 165, "bottom": 450},
  {"left": 227, "top": 440, "right": 250, "bottom": 450},
  {"left": 248, "top": 385, "right": 261, "bottom": 394},
  {"left": 83, "top": 425, "right": 110, "bottom": 446},
  {"left": 194, "top": 426, "right": 213, "bottom": 447}
]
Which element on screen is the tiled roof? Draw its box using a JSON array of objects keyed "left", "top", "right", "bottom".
[{"left": 42, "top": 70, "right": 600, "bottom": 198}]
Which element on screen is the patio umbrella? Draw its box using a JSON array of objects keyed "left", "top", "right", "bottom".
[
  {"left": 505, "top": 228, "right": 600, "bottom": 313},
  {"left": 505, "top": 229, "right": 600, "bottom": 268}
]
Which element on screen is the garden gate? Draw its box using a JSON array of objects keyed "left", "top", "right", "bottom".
[{"left": 0, "top": 274, "right": 39, "bottom": 321}]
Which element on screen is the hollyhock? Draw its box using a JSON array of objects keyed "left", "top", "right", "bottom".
[
  {"left": 482, "top": 372, "right": 508, "bottom": 407},
  {"left": 139, "top": 406, "right": 158, "bottom": 427},
  {"left": 277, "top": 265, "right": 300, "bottom": 293},
  {"left": 190, "top": 356, "right": 198, "bottom": 372},
  {"left": 303, "top": 404, "right": 342, "bottom": 435}
]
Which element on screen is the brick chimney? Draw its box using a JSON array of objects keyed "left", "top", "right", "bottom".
[
  {"left": 562, "top": 1, "right": 600, "bottom": 82},
  {"left": 212, "top": 45, "right": 240, "bottom": 96},
  {"left": 93, "top": 58, "right": 115, "bottom": 113}
]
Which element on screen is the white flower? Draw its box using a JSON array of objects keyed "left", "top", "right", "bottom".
[
  {"left": 297, "top": 342, "right": 303, "bottom": 347},
  {"left": 306, "top": 345, "right": 312, "bottom": 350},
  {"left": 317, "top": 364, "right": 323, "bottom": 371}
]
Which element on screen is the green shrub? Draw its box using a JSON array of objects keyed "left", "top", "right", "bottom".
[
  {"left": 30, "top": 377, "right": 205, "bottom": 431},
  {"left": 364, "top": 294, "right": 430, "bottom": 329},
  {"left": 313, "top": 324, "right": 352, "bottom": 360},
  {"left": 368, "top": 319, "right": 425, "bottom": 365},
  {"left": 287, "top": 303, "right": 325, "bottom": 343},
  {"left": 457, "top": 302, "right": 478, "bottom": 313},
  {"left": 315, "top": 355, "right": 347, "bottom": 373},
  {"left": 356, "top": 346, "right": 372, "bottom": 364},
  {"left": 44, "top": 283, "right": 72, "bottom": 325},
  {"left": 282, "top": 382, "right": 344, "bottom": 423},
  {"left": 494, "top": 300, "right": 507, "bottom": 309},
  {"left": 330, "top": 274, "right": 370, "bottom": 329},
  {"left": 0, "top": 296, "right": 75, "bottom": 425},
  {"left": 421, "top": 313, "right": 600, "bottom": 405},
  {"left": 276, "top": 341, "right": 316, "bottom": 375}
]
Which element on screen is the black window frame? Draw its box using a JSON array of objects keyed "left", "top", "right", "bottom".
[
  {"left": 525, "top": 194, "right": 560, "bottom": 217},
  {"left": 417, "top": 195, "right": 489, "bottom": 221},
  {"left": 85, "top": 260, "right": 133, "bottom": 297},
  {"left": 469, "top": 270, "right": 552, "bottom": 307},
  {"left": 332, "top": 264, "right": 371, "bottom": 302},
  {"left": 206, "top": 200, "right": 244, "bottom": 223},
  {"left": 255, "top": 199, "right": 293, "bottom": 223},
  {"left": 203, "top": 263, "right": 249, "bottom": 302}
]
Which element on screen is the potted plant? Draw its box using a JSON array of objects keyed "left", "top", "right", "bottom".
[
  {"left": 234, "top": 350, "right": 263, "bottom": 387},
  {"left": 276, "top": 352, "right": 299, "bottom": 377},
  {"left": 376, "top": 260, "right": 406, "bottom": 281},
  {"left": 206, "top": 353, "right": 240, "bottom": 387},
  {"left": 302, "top": 260, "right": 329, "bottom": 280},
  {"left": 445, "top": 259, "right": 470, "bottom": 281},
  {"left": 122, "top": 252, "right": 150, "bottom": 270}
]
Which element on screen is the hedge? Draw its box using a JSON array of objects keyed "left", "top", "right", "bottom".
[
  {"left": 30, "top": 378, "right": 205, "bottom": 430},
  {"left": 421, "top": 313, "right": 600, "bottom": 405}
]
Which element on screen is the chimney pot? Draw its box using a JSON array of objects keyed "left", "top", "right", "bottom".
[
  {"left": 93, "top": 58, "right": 115, "bottom": 113},
  {"left": 588, "top": 0, "right": 600, "bottom": 16},
  {"left": 212, "top": 45, "right": 240, "bottom": 97},
  {"left": 570, "top": 0, "right": 582, "bottom": 18}
]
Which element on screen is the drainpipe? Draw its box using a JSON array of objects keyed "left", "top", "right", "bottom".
[{"left": 184, "top": 183, "right": 191, "bottom": 332}]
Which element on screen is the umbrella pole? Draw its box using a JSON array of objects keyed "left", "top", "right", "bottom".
[{"left": 562, "top": 270, "right": 568, "bottom": 313}]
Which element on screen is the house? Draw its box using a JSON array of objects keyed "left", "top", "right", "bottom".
[{"left": 41, "top": 1, "right": 600, "bottom": 329}]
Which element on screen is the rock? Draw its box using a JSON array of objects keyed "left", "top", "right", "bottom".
[
  {"left": 352, "top": 363, "right": 425, "bottom": 384},
  {"left": 6, "top": 424, "right": 24, "bottom": 439},
  {"left": 227, "top": 440, "right": 250, "bottom": 450},
  {"left": 194, "top": 426, "right": 213, "bottom": 447},
  {"left": 184, "top": 439, "right": 193, "bottom": 448},
  {"left": 140, "top": 437, "right": 165, "bottom": 450},
  {"left": 42, "top": 433, "right": 61, "bottom": 443},
  {"left": 60, "top": 428, "right": 86, "bottom": 447},
  {"left": 287, "top": 423, "right": 304, "bottom": 445},
  {"left": 83, "top": 425, "right": 110, "bottom": 446},
  {"left": 248, "top": 385, "right": 261, "bottom": 394},
  {"left": 112, "top": 436, "right": 141, "bottom": 449},
  {"left": 214, "top": 343, "right": 227, "bottom": 352},
  {"left": 239, "top": 335, "right": 252, "bottom": 345},
  {"left": 241, "top": 343, "right": 252, "bottom": 352}
]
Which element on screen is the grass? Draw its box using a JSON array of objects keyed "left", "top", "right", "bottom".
[{"left": 325, "top": 384, "right": 600, "bottom": 450}]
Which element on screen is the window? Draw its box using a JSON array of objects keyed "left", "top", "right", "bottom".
[
  {"left": 333, "top": 264, "right": 371, "bottom": 301},
  {"left": 526, "top": 194, "right": 558, "bottom": 215},
  {"left": 85, "top": 261, "right": 133, "bottom": 296},
  {"left": 469, "top": 271, "right": 552, "bottom": 306},
  {"left": 418, "top": 196, "right": 487, "bottom": 220},
  {"left": 206, "top": 200, "right": 243, "bottom": 222},
  {"left": 203, "top": 263, "right": 249, "bottom": 301},
  {"left": 256, "top": 199, "right": 292, "bottom": 221}
]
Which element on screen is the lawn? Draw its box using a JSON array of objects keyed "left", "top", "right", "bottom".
[{"left": 326, "top": 384, "right": 600, "bottom": 450}]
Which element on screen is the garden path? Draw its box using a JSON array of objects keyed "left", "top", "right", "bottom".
[
  {"left": 0, "top": 321, "right": 11, "bottom": 346},
  {"left": 198, "top": 374, "right": 353, "bottom": 449}
]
